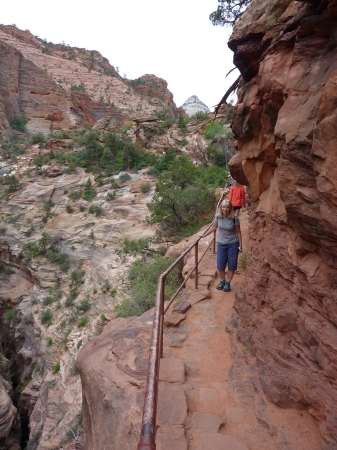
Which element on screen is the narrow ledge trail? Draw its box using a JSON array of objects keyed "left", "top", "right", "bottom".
[{"left": 156, "top": 210, "right": 323, "bottom": 450}]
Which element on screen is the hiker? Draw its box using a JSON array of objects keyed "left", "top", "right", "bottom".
[
  {"left": 199, "top": 199, "right": 242, "bottom": 292},
  {"left": 227, "top": 173, "right": 234, "bottom": 189},
  {"left": 229, "top": 180, "right": 246, "bottom": 216}
]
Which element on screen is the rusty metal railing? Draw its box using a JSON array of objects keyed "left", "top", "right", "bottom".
[{"left": 138, "top": 192, "right": 225, "bottom": 450}]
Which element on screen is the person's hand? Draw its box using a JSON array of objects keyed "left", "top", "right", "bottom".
[{"left": 239, "top": 245, "right": 242, "bottom": 253}]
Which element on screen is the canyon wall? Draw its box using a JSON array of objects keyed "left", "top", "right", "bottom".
[
  {"left": 228, "top": 0, "right": 337, "bottom": 445},
  {"left": 0, "top": 25, "right": 177, "bottom": 135}
]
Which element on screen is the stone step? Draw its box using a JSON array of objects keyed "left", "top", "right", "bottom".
[
  {"left": 164, "top": 312, "right": 185, "bottom": 327},
  {"left": 157, "top": 426, "right": 187, "bottom": 450},
  {"left": 185, "top": 275, "right": 213, "bottom": 289},
  {"left": 200, "top": 269, "right": 217, "bottom": 278},
  {"left": 185, "top": 289, "right": 210, "bottom": 306},
  {"left": 159, "top": 358, "right": 186, "bottom": 383},
  {"left": 193, "top": 433, "right": 249, "bottom": 450},
  {"left": 173, "top": 299, "right": 191, "bottom": 313},
  {"left": 157, "top": 382, "right": 187, "bottom": 427}
]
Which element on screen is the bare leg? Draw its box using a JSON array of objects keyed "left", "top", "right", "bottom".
[
  {"left": 235, "top": 209, "right": 240, "bottom": 217},
  {"left": 227, "top": 270, "right": 235, "bottom": 282},
  {"left": 219, "top": 270, "right": 227, "bottom": 281}
]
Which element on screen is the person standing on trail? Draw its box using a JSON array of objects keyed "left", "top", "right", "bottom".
[
  {"left": 227, "top": 173, "right": 234, "bottom": 189},
  {"left": 229, "top": 180, "right": 246, "bottom": 216},
  {"left": 198, "top": 199, "right": 242, "bottom": 292}
]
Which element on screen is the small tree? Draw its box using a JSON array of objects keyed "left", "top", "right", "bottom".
[
  {"left": 147, "top": 155, "right": 214, "bottom": 230},
  {"left": 33, "top": 155, "right": 44, "bottom": 171},
  {"left": 82, "top": 178, "right": 97, "bottom": 201},
  {"left": 210, "top": 0, "right": 251, "bottom": 27}
]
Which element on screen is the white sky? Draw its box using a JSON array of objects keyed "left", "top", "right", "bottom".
[{"left": 1, "top": 0, "right": 239, "bottom": 111}]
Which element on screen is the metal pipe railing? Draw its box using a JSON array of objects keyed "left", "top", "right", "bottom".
[{"left": 138, "top": 193, "right": 225, "bottom": 450}]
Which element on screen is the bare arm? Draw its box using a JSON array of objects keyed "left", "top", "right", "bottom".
[
  {"left": 236, "top": 225, "right": 243, "bottom": 252},
  {"left": 199, "top": 219, "right": 218, "bottom": 238}
]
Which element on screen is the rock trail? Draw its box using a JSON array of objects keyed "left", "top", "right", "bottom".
[{"left": 158, "top": 211, "right": 323, "bottom": 450}]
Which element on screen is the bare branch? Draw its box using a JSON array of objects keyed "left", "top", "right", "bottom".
[{"left": 213, "top": 76, "right": 241, "bottom": 120}]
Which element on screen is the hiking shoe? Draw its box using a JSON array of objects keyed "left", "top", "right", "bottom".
[
  {"left": 216, "top": 280, "right": 226, "bottom": 290},
  {"left": 223, "top": 281, "right": 231, "bottom": 292}
]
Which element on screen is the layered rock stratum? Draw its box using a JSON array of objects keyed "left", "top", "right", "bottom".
[
  {"left": 228, "top": 0, "right": 337, "bottom": 446},
  {"left": 0, "top": 25, "right": 177, "bottom": 135},
  {"left": 181, "top": 95, "right": 210, "bottom": 117}
]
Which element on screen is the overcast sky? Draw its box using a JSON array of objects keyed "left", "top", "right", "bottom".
[{"left": 1, "top": 0, "right": 239, "bottom": 111}]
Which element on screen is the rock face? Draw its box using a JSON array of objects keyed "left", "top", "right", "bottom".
[
  {"left": 181, "top": 95, "right": 210, "bottom": 117},
  {"left": 0, "top": 25, "right": 177, "bottom": 135},
  {"left": 76, "top": 311, "right": 153, "bottom": 450},
  {"left": 228, "top": 0, "right": 337, "bottom": 445}
]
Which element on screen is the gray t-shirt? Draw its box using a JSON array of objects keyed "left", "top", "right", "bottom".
[{"left": 215, "top": 214, "right": 240, "bottom": 245}]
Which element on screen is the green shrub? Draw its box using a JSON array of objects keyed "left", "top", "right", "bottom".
[
  {"left": 66, "top": 204, "right": 74, "bottom": 214},
  {"left": 119, "top": 173, "right": 131, "bottom": 183},
  {"left": 70, "top": 269, "right": 85, "bottom": 289},
  {"left": 141, "top": 182, "right": 151, "bottom": 193},
  {"left": 198, "top": 165, "right": 226, "bottom": 188},
  {"left": 177, "top": 111, "right": 189, "bottom": 130},
  {"left": 110, "top": 289, "right": 117, "bottom": 297},
  {"left": 30, "top": 132, "right": 47, "bottom": 145},
  {"left": 65, "top": 291, "right": 78, "bottom": 307},
  {"left": 190, "top": 111, "right": 209, "bottom": 122},
  {"left": 114, "top": 255, "right": 180, "bottom": 318},
  {"left": 60, "top": 329, "right": 71, "bottom": 347},
  {"left": 100, "top": 278, "right": 110, "bottom": 293},
  {"left": 71, "top": 81, "right": 86, "bottom": 92},
  {"left": 78, "top": 317, "right": 88, "bottom": 327},
  {"left": 52, "top": 362, "right": 60, "bottom": 374},
  {"left": 41, "top": 309, "right": 52, "bottom": 326},
  {"left": 46, "top": 337, "right": 53, "bottom": 347},
  {"left": 88, "top": 205, "right": 104, "bottom": 216},
  {"left": 79, "top": 205, "right": 86, "bottom": 212},
  {"left": 92, "top": 287, "right": 97, "bottom": 294},
  {"left": 204, "top": 121, "right": 224, "bottom": 141},
  {"left": 69, "top": 190, "right": 81, "bottom": 201},
  {"left": 100, "top": 313, "right": 106, "bottom": 322},
  {"left": 106, "top": 191, "right": 116, "bottom": 201},
  {"left": 5, "top": 309, "right": 15, "bottom": 321},
  {"left": 43, "top": 296, "right": 54, "bottom": 305},
  {"left": 82, "top": 178, "right": 97, "bottom": 201},
  {"left": 110, "top": 179, "right": 119, "bottom": 189},
  {"left": 10, "top": 118, "right": 27, "bottom": 132},
  {"left": 76, "top": 297, "right": 90, "bottom": 312}
]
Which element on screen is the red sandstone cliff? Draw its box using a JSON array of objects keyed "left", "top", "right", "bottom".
[
  {"left": 0, "top": 25, "right": 176, "bottom": 135},
  {"left": 228, "top": 0, "right": 337, "bottom": 445}
]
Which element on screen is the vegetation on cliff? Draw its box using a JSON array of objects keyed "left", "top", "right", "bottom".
[{"left": 210, "top": 0, "right": 251, "bottom": 26}]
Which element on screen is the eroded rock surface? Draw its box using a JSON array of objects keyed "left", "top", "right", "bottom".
[
  {"left": 76, "top": 311, "right": 153, "bottom": 450},
  {"left": 228, "top": 0, "right": 337, "bottom": 445},
  {"left": 0, "top": 25, "right": 177, "bottom": 135}
]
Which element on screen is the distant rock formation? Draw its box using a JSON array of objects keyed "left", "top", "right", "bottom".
[
  {"left": 0, "top": 25, "right": 177, "bottom": 136},
  {"left": 181, "top": 95, "right": 210, "bottom": 117}
]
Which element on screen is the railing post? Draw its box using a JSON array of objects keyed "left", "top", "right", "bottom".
[
  {"left": 213, "top": 230, "right": 216, "bottom": 253},
  {"left": 159, "top": 278, "right": 165, "bottom": 359},
  {"left": 195, "top": 241, "right": 198, "bottom": 290}
]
